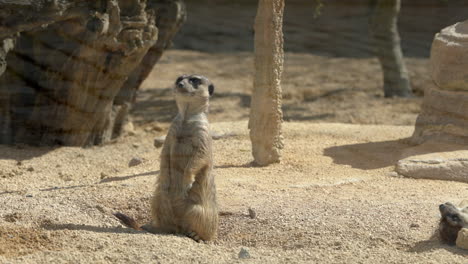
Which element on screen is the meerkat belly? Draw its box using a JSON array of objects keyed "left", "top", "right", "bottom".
[{"left": 170, "top": 134, "right": 194, "bottom": 172}]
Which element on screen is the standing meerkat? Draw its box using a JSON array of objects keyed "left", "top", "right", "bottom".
[{"left": 115, "top": 74, "right": 218, "bottom": 242}]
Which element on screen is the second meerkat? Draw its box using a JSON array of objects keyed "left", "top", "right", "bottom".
[{"left": 115, "top": 74, "right": 218, "bottom": 242}]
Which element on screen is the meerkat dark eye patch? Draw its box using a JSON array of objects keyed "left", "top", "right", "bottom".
[
  {"left": 450, "top": 214, "right": 460, "bottom": 222},
  {"left": 189, "top": 77, "right": 202, "bottom": 88},
  {"left": 208, "top": 84, "right": 214, "bottom": 96}
]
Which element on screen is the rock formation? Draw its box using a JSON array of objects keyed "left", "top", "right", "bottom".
[
  {"left": 396, "top": 20, "right": 468, "bottom": 183},
  {"left": 0, "top": 0, "right": 185, "bottom": 146},
  {"left": 411, "top": 20, "right": 468, "bottom": 145}
]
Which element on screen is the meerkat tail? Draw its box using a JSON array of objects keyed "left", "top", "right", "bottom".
[
  {"left": 113, "top": 212, "right": 143, "bottom": 231},
  {"left": 186, "top": 231, "right": 202, "bottom": 243}
]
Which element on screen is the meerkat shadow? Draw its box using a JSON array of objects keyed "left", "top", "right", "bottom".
[
  {"left": 99, "top": 170, "right": 160, "bottom": 183},
  {"left": 41, "top": 222, "right": 177, "bottom": 239},
  {"left": 408, "top": 236, "right": 467, "bottom": 255},
  {"left": 215, "top": 162, "right": 260, "bottom": 169},
  {"left": 42, "top": 223, "right": 141, "bottom": 234}
]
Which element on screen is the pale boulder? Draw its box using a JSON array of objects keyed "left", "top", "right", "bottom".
[
  {"left": 431, "top": 20, "right": 468, "bottom": 91},
  {"left": 395, "top": 142, "right": 468, "bottom": 183}
]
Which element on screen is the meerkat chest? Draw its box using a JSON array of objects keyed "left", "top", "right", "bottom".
[{"left": 171, "top": 124, "right": 199, "bottom": 156}]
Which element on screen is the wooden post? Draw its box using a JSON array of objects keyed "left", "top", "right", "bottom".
[{"left": 249, "top": 0, "right": 285, "bottom": 166}]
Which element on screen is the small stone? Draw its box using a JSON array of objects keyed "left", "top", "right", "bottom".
[
  {"left": 132, "top": 143, "right": 140, "bottom": 148},
  {"left": 100, "top": 172, "right": 109, "bottom": 179},
  {"left": 410, "top": 223, "right": 419, "bottom": 228},
  {"left": 95, "top": 205, "right": 106, "bottom": 213},
  {"left": 154, "top": 136, "right": 165, "bottom": 148},
  {"left": 27, "top": 167, "right": 34, "bottom": 172},
  {"left": 25, "top": 194, "right": 33, "bottom": 198},
  {"left": 387, "top": 171, "right": 401, "bottom": 178},
  {"left": 16, "top": 161, "right": 22, "bottom": 166},
  {"left": 238, "top": 247, "right": 250, "bottom": 259},
  {"left": 248, "top": 208, "right": 257, "bottom": 219},
  {"left": 129, "top": 157, "right": 143, "bottom": 167}
]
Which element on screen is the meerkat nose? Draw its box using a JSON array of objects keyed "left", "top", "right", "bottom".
[
  {"left": 177, "top": 82, "right": 185, "bottom": 89},
  {"left": 439, "top": 204, "right": 447, "bottom": 213}
]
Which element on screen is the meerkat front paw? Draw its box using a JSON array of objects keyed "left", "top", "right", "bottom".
[{"left": 186, "top": 230, "right": 202, "bottom": 243}]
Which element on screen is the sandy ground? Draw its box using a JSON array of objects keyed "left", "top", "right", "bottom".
[
  {"left": 1, "top": 121, "right": 468, "bottom": 263},
  {"left": 2, "top": 1, "right": 468, "bottom": 263}
]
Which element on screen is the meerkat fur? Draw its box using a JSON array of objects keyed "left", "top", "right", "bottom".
[
  {"left": 438, "top": 200, "right": 468, "bottom": 244},
  {"left": 115, "top": 74, "right": 218, "bottom": 242}
]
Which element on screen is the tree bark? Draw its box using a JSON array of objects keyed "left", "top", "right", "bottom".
[
  {"left": 0, "top": 0, "right": 185, "bottom": 146},
  {"left": 249, "top": 0, "right": 284, "bottom": 166},
  {"left": 370, "top": 0, "right": 412, "bottom": 98}
]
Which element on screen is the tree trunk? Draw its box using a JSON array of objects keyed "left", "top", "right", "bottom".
[
  {"left": 0, "top": 0, "right": 185, "bottom": 146},
  {"left": 370, "top": 0, "right": 412, "bottom": 98},
  {"left": 249, "top": 0, "right": 285, "bottom": 166}
]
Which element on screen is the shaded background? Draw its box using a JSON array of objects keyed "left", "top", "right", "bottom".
[{"left": 134, "top": 0, "right": 468, "bottom": 127}]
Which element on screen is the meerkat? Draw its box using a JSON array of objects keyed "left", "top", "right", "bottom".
[
  {"left": 115, "top": 74, "right": 218, "bottom": 242},
  {"left": 438, "top": 200, "right": 468, "bottom": 244}
]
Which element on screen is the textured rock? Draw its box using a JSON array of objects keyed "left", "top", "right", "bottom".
[
  {"left": 0, "top": 0, "right": 185, "bottom": 147},
  {"left": 431, "top": 20, "right": 468, "bottom": 91},
  {"left": 249, "top": 0, "right": 285, "bottom": 166},
  {"left": 411, "top": 87, "right": 468, "bottom": 145},
  {"left": 395, "top": 142, "right": 468, "bottom": 183},
  {"left": 456, "top": 228, "right": 468, "bottom": 250}
]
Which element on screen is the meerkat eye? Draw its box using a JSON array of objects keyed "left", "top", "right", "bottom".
[
  {"left": 189, "top": 77, "right": 202, "bottom": 88},
  {"left": 450, "top": 214, "right": 460, "bottom": 222}
]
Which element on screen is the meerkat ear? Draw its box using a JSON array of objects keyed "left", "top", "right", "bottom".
[{"left": 208, "top": 84, "right": 215, "bottom": 96}]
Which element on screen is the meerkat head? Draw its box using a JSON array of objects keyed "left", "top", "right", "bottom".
[
  {"left": 438, "top": 202, "right": 468, "bottom": 244},
  {"left": 173, "top": 74, "right": 214, "bottom": 115}
]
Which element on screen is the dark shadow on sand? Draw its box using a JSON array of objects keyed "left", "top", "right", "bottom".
[
  {"left": 100, "top": 170, "right": 159, "bottom": 183},
  {"left": 0, "top": 145, "right": 57, "bottom": 161},
  {"left": 323, "top": 138, "right": 467, "bottom": 170},
  {"left": 408, "top": 238, "right": 467, "bottom": 256}
]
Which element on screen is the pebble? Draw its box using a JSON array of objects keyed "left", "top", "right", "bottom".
[
  {"left": 129, "top": 157, "right": 144, "bottom": 167},
  {"left": 238, "top": 247, "right": 250, "bottom": 259},
  {"left": 248, "top": 208, "right": 257, "bottom": 219},
  {"left": 154, "top": 136, "right": 166, "bottom": 148}
]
